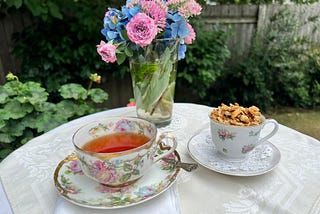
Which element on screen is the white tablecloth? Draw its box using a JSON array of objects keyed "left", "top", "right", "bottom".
[{"left": 1, "top": 103, "right": 320, "bottom": 214}]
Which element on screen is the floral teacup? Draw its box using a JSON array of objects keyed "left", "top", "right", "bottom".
[
  {"left": 209, "top": 115, "right": 279, "bottom": 161},
  {"left": 72, "top": 117, "right": 177, "bottom": 187}
]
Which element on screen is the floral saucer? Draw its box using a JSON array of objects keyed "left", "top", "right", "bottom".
[
  {"left": 53, "top": 152, "right": 180, "bottom": 209},
  {"left": 187, "top": 128, "right": 281, "bottom": 176}
]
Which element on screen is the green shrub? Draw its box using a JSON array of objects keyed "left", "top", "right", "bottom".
[
  {"left": 205, "top": 8, "right": 320, "bottom": 110},
  {"left": 0, "top": 73, "right": 108, "bottom": 161},
  {"left": 177, "top": 23, "right": 231, "bottom": 99},
  {"left": 3, "top": 0, "right": 128, "bottom": 101}
]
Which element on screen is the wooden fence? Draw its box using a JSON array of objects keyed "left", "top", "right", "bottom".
[{"left": 0, "top": 3, "right": 320, "bottom": 107}]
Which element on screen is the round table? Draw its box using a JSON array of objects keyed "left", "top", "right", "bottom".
[{"left": 1, "top": 103, "right": 320, "bottom": 214}]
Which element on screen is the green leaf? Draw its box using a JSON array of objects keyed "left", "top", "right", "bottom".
[
  {"left": 120, "top": 29, "right": 129, "bottom": 41},
  {"left": 88, "top": 88, "right": 108, "bottom": 103},
  {"left": 116, "top": 53, "right": 126, "bottom": 65},
  {"left": 2, "top": 119, "right": 27, "bottom": 137},
  {"left": 123, "top": 163, "right": 133, "bottom": 171},
  {"left": 0, "top": 120, "right": 5, "bottom": 129},
  {"left": 132, "top": 169, "right": 140, "bottom": 175},
  {"left": 16, "top": 82, "right": 48, "bottom": 105},
  {"left": 2, "top": 100, "right": 33, "bottom": 120},
  {"left": 125, "top": 46, "right": 133, "bottom": 57},
  {"left": 59, "top": 84, "right": 88, "bottom": 100},
  {"left": 0, "top": 149, "right": 13, "bottom": 159},
  {"left": 119, "top": 173, "right": 131, "bottom": 183},
  {"left": 56, "top": 100, "right": 79, "bottom": 119},
  {"left": 0, "top": 87, "right": 9, "bottom": 104},
  {"left": 0, "top": 133, "right": 15, "bottom": 143},
  {"left": 25, "top": 0, "right": 48, "bottom": 17},
  {"left": 5, "top": 0, "right": 23, "bottom": 8},
  {"left": 34, "top": 112, "right": 66, "bottom": 133},
  {"left": 47, "top": 2, "right": 63, "bottom": 19}
]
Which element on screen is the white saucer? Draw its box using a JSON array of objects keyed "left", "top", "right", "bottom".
[
  {"left": 187, "top": 128, "right": 281, "bottom": 176},
  {"left": 54, "top": 152, "right": 180, "bottom": 209}
]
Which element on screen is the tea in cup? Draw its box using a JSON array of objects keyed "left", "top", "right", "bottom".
[
  {"left": 72, "top": 117, "right": 177, "bottom": 187},
  {"left": 209, "top": 103, "right": 279, "bottom": 161}
]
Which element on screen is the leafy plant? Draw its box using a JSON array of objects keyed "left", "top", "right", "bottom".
[
  {"left": 0, "top": 73, "right": 108, "bottom": 161},
  {"left": 177, "top": 23, "right": 231, "bottom": 99},
  {"left": 205, "top": 8, "right": 320, "bottom": 110}
]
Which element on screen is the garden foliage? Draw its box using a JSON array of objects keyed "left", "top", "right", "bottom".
[
  {"left": 206, "top": 8, "right": 320, "bottom": 110},
  {"left": 0, "top": 74, "right": 108, "bottom": 161}
]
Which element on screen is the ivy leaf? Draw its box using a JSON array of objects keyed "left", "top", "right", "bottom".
[
  {"left": 59, "top": 84, "right": 88, "bottom": 100},
  {"left": 88, "top": 88, "right": 109, "bottom": 103}
]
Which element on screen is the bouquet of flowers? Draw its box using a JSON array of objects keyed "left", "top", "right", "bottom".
[
  {"left": 96, "top": 0, "right": 202, "bottom": 126},
  {"left": 97, "top": 0, "right": 202, "bottom": 64}
]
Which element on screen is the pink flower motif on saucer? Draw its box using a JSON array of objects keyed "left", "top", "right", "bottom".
[
  {"left": 242, "top": 144, "right": 255, "bottom": 154},
  {"left": 69, "top": 160, "right": 84, "bottom": 175}
]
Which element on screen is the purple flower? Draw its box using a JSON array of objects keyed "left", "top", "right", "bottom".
[{"left": 126, "top": 13, "right": 158, "bottom": 47}]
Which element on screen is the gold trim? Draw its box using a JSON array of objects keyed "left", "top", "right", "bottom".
[
  {"left": 53, "top": 150, "right": 181, "bottom": 204},
  {"left": 53, "top": 153, "right": 78, "bottom": 198}
]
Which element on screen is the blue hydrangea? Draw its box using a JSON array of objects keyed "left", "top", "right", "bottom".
[
  {"left": 165, "top": 11, "right": 190, "bottom": 60},
  {"left": 121, "top": 5, "right": 140, "bottom": 20}
]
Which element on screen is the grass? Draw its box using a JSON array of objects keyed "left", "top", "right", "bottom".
[{"left": 265, "top": 108, "right": 320, "bottom": 140}]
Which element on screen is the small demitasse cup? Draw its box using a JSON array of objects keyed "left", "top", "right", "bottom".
[
  {"left": 209, "top": 114, "right": 279, "bottom": 162},
  {"left": 72, "top": 117, "right": 177, "bottom": 187}
]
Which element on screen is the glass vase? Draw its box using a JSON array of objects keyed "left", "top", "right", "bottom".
[{"left": 129, "top": 39, "right": 179, "bottom": 127}]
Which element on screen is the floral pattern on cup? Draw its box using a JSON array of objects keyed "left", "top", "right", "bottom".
[
  {"left": 241, "top": 144, "right": 255, "bottom": 154},
  {"left": 218, "top": 129, "right": 236, "bottom": 141},
  {"left": 78, "top": 151, "right": 150, "bottom": 185}
]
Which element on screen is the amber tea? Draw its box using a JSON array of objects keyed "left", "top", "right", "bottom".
[{"left": 82, "top": 132, "right": 150, "bottom": 153}]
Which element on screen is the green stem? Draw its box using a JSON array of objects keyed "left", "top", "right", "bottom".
[{"left": 150, "top": 86, "right": 169, "bottom": 116}]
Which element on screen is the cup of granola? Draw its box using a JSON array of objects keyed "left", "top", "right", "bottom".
[{"left": 209, "top": 103, "right": 279, "bottom": 161}]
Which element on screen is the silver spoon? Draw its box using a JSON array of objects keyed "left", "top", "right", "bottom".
[{"left": 162, "top": 158, "right": 198, "bottom": 172}]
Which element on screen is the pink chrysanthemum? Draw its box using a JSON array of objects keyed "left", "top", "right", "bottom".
[
  {"left": 140, "top": 0, "right": 168, "bottom": 33},
  {"left": 166, "top": 0, "right": 202, "bottom": 18}
]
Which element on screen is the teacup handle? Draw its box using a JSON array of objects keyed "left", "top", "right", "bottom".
[
  {"left": 153, "top": 134, "right": 178, "bottom": 163},
  {"left": 257, "top": 119, "right": 279, "bottom": 145}
]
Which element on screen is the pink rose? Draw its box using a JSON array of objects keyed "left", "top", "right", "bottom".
[
  {"left": 184, "top": 23, "right": 196, "bottom": 45},
  {"left": 96, "top": 41, "right": 117, "bottom": 63},
  {"left": 126, "top": 13, "right": 158, "bottom": 47}
]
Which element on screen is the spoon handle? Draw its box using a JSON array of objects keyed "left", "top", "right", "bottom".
[{"left": 162, "top": 158, "right": 198, "bottom": 172}]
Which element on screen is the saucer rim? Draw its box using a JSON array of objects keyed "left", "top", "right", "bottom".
[
  {"left": 187, "top": 128, "right": 281, "bottom": 176},
  {"left": 53, "top": 151, "right": 181, "bottom": 209}
]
